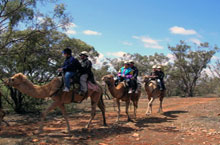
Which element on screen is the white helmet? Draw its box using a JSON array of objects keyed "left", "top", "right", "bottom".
[
  {"left": 157, "top": 65, "right": 162, "bottom": 69},
  {"left": 129, "top": 60, "right": 134, "bottom": 64},
  {"left": 80, "top": 51, "right": 88, "bottom": 57},
  {"left": 152, "top": 65, "right": 157, "bottom": 69},
  {"left": 124, "top": 61, "right": 130, "bottom": 64}
]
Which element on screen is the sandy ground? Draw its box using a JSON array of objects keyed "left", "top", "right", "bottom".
[{"left": 1, "top": 96, "right": 220, "bottom": 145}]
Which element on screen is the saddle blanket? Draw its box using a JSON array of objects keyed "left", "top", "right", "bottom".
[{"left": 88, "top": 81, "right": 100, "bottom": 92}]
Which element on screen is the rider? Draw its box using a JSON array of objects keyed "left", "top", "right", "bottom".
[
  {"left": 156, "top": 65, "right": 166, "bottom": 91},
  {"left": 78, "top": 51, "right": 95, "bottom": 96},
  {"left": 58, "top": 48, "right": 81, "bottom": 92},
  {"left": 117, "top": 61, "right": 134, "bottom": 94},
  {"left": 129, "top": 60, "right": 139, "bottom": 93},
  {"left": 149, "top": 65, "right": 165, "bottom": 91},
  {"left": 149, "top": 65, "right": 158, "bottom": 80}
]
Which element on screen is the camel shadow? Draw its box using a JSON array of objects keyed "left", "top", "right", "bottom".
[
  {"left": 162, "top": 110, "right": 188, "bottom": 118},
  {"left": 134, "top": 116, "right": 175, "bottom": 128},
  {"left": 134, "top": 110, "right": 188, "bottom": 128},
  {"left": 53, "top": 125, "right": 135, "bottom": 144}
]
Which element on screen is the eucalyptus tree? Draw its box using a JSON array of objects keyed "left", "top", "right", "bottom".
[
  {"left": 0, "top": 0, "right": 71, "bottom": 53},
  {"left": 0, "top": 0, "right": 76, "bottom": 113},
  {"left": 168, "top": 41, "right": 218, "bottom": 97},
  {"left": 0, "top": 29, "right": 99, "bottom": 113}
]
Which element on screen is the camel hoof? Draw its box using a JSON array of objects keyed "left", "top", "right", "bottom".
[
  {"left": 85, "top": 124, "right": 89, "bottom": 129},
  {"left": 145, "top": 113, "right": 151, "bottom": 116},
  {"left": 127, "top": 118, "right": 133, "bottom": 122},
  {"left": 67, "top": 129, "right": 71, "bottom": 134},
  {"left": 82, "top": 128, "right": 88, "bottom": 132}
]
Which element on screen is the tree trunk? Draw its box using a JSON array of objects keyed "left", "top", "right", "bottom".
[
  {"left": 187, "top": 88, "right": 194, "bottom": 97},
  {"left": 9, "top": 87, "right": 25, "bottom": 114},
  {"left": 0, "top": 93, "right": 2, "bottom": 109}
]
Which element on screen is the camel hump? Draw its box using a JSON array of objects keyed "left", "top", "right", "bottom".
[{"left": 117, "top": 82, "right": 126, "bottom": 87}]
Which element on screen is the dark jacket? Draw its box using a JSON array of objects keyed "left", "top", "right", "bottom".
[
  {"left": 131, "top": 66, "right": 138, "bottom": 79},
  {"left": 80, "top": 58, "right": 92, "bottom": 75},
  {"left": 156, "top": 71, "right": 164, "bottom": 80},
  {"left": 150, "top": 71, "right": 164, "bottom": 80},
  {"left": 62, "top": 56, "right": 81, "bottom": 73},
  {"left": 80, "top": 58, "right": 96, "bottom": 83}
]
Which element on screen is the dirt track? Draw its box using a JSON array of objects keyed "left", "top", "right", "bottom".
[{"left": 1, "top": 97, "right": 220, "bottom": 145}]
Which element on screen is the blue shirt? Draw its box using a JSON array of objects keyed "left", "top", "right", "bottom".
[{"left": 62, "top": 56, "right": 81, "bottom": 72}]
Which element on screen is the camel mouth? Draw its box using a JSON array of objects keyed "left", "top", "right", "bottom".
[
  {"left": 102, "top": 79, "right": 111, "bottom": 86},
  {"left": 3, "top": 78, "right": 10, "bottom": 86},
  {"left": 105, "top": 81, "right": 111, "bottom": 86},
  {"left": 101, "top": 76, "right": 108, "bottom": 81},
  {"left": 4, "top": 78, "right": 17, "bottom": 86}
]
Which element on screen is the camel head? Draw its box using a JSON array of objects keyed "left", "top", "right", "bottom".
[
  {"left": 143, "top": 75, "right": 151, "bottom": 83},
  {"left": 102, "top": 74, "right": 115, "bottom": 86},
  {"left": 5, "top": 73, "right": 27, "bottom": 87}
]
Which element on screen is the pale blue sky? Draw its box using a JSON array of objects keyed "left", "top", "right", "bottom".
[{"left": 39, "top": 0, "right": 220, "bottom": 61}]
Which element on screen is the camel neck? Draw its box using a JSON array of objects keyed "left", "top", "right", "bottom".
[
  {"left": 108, "top": 83, "right": 124, "bottom": 99},
  {"left": 16, "top": 79, "right": 51, "bottom": 99}
]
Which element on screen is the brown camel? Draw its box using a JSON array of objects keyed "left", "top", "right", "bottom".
[
  {"left": 102, "top": 74, "right": 141, "bottom": 122},
  {"left": 5, "top": 73, "right": 106, "bottom": 133},
  {"left": 143, "top": 75, "right": 165, "bottom": 115}
]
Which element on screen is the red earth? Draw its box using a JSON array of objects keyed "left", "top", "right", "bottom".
[{"left": 1, "top": 96, "right": 220, "bottom": 145}]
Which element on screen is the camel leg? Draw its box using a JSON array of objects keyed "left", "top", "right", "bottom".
[
  {"left": 116, "top": 99, "right": 120, "bottom": 122},
  {"left": 39, "top": 101, "right": 59, "bottom": 133},
  {"left": 58, "top": 104, "right": 71, "bottom": 134},
  {"left": 86, "top": 95, "right": 99, "bottom": 128},
  {"left": 126, "top": 100, "right": 132, "bottom": 122},
  {"left": 97, "top": 95, "right": 107, "bottom": 126},
  {"left": 158, "top": 93, "right": 164, "bottom": 114},
  {"left": 146, "top": 97, "right": 155, "bottom": 115},
  {"left": 133, "top": 100, "right": 137, "bottom": 119}
]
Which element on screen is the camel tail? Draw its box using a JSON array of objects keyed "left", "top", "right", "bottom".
[
  {"left": 98, "top": 93, "right": 107, "bottom": 126},
  {"left": 99, "top": 93, "right": 105, "bottom": 109},
  {"left": 130, "top": 101, "right": 133, "bottom": 110}
]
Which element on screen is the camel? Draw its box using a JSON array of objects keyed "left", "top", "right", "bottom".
[
  {"left": 5, "top": 73, "right": 106, "bottom": 134},
  {"left": 143, "top": 75, "right": 165, "bottom": 115},
  {"left": 102, "top": 74, "right": 141, "bottom": 122}
]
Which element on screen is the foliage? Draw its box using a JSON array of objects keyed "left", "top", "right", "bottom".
[
  {"left": 0, "top": 0, "right": 99, "bottom": 113},
  {"left": 168, "top": 41, "right": 218, "bottom": 97}
]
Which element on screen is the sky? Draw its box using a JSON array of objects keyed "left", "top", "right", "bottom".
[{"left": 39, "top": 0, "right": 220, "bottom": 64}]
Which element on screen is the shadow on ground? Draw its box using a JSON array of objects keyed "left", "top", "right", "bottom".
[{"left": 163, "top": 110, "right": 188, "bottom": 118}]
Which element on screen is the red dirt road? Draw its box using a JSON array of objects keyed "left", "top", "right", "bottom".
[{"left": 1, "top": 97, "right": 220, "bottom": 145}]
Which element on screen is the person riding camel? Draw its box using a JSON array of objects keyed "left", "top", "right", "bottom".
[
  {"left": 149, "top": 65, "right": 158, "bottom": 80},
  {"left": 58, "top": 48, "right": 81, "bottom": 92},
  {"left": 129, "top": 60, "right": 139, "bottom": 93},
  {"left": 78, "top": 51, "right": 95, "bottom": 96},
  {"left": 149, "top": 65, "right": 165, "bottom": 91},
  {"left": 156, "top": 65, "right": 166, "bottom": 91},
  {"left": 116, "top": 61, "right": 134, "bottom": 94}
]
